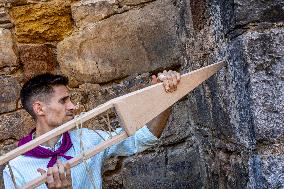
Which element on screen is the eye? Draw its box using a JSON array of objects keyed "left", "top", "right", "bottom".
[{"left": 59, "top": 96, "right": 70, "bottom": 104}]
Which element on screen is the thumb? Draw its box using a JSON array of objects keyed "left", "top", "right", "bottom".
[
  {"left": 151, "top": 75, "right": 158, "bottom": 84},
  {"left": 37, "top": 168, "right": 46, "bottom": 175}
]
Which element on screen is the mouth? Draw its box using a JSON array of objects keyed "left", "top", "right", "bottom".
[{"left": 66, "top": 114, "right": 74, "bottom": 119}]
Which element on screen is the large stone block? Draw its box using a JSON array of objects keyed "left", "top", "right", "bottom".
[
  {"left": 0, "top": 28, "right": 17, "bottom": 69},
  {"left": 234, "top": 0, "right": 284, "bottom": 26},
  {"left": 58, "top": 0, "right": 183, "bottom": 84},
  {"left": 18, "top": 44, "right": 57, "bottom": 80},
  {"left": 196, "top": 27, "right": 284, "bottom": 147},
  {"left": 9, "top": 0, "right": 73, "bottom": 43},
  {"left": 0, "top": 7, "right": 13, "bottom": 29},
  {"left": 0, "top": 109, "right": 34, "bottom": 141},
  {"left": 0, "top": 76, "right": 21, "bottom": 113},
  {"left": 120, "top": 142, "right": 203, "bottom": 189},
  {"left": 244, "top": 28, "right": 284, "bottom": 142},
  {"left": 71, "top": 0, "right": 119, "bottom": 28}
]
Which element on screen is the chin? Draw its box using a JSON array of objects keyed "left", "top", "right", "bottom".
[{"left": 66, "top": 115, "right": 74, "bottom": 121}]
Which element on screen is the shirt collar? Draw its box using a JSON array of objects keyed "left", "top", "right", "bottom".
[{"left": 32, "top": 131, "right": 63, "bottom": 151}]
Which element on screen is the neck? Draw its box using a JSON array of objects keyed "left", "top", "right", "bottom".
[{"left": 35, "top": 121, "right": 61, "bottom": 148}]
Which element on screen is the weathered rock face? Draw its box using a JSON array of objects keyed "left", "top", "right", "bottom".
[
  {"left": 245, "top": 28, "right": 284, "bottom": 142},
  {"left": 120, "top": 0, "right": 154, "bottom": 6},
  {"left": 185, "top": 1, "right": 284, "bottom": 188},
  {"left": 234, "top": 0, "right": 284, "bottom": 26},
  {"left": 0, "top": 7, "right": 13, "bottom": 29},
  {"left": 121, "top": 143, "right": 203, "bottom": 189},
  {"left": 0, "top": 109, "right": 34, "bottom": 143},
  {"left": 9, "top": 0, "right": 73, "bottom": 43},
  {"left": 0, "top": 0, "right": 283, "bottom": 188},
  {"left": 0, "top": 28, "right": 17, "bottom": 71},
  {"left": 58, "top": 0, "right": 183, "bottom": 84},
  {"left": 0, "top": 76, "right": 21, "bottom": 114},
  {"left": 18, "top": 44, "right": 57, "bottom": 80},
  {"left": 71, "top": 0, "right": 119, "bottom": 28}
]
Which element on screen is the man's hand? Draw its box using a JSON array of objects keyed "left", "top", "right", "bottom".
[
  {"left": 147, "top": 70, "right": 181, "bottom": 138},
  {"left": 37, "top": 160, "right": 72, "bottom": 189},
  {"left": 151, "top": 70, "right": 181, "bottom": 92}
]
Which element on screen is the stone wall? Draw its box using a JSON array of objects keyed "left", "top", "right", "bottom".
[{"left": 0, "top": 0, "right": 283, "bottom": 188}]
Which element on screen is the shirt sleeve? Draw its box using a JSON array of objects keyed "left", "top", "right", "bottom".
[
  {"left": 3, "top": 165, "right": 25, "bottom": 189},
  {"left": 104, "top": 125, "right": 159, "bottom": 158}
]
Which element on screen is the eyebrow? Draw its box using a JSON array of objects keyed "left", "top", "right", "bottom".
[{"left": 59, "top": 95, "right": 70, "bottom": 103}]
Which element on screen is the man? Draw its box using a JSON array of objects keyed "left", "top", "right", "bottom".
[{"left": 3, "top": 70, "right": 181, "bottom": 189}]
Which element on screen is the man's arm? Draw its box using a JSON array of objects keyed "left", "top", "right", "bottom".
[
  {"left": 147, "top": 108, "right": 171, "bottom": 138},
  {"left": 147, "top": 70, "right": 181, "bottom": 138}
]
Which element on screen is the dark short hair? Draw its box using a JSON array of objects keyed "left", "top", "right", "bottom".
[{"left": 20, "top": 73, "right": 69, "bottom": 119}]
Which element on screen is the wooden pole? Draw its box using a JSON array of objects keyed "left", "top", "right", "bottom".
[{"left": 22, "top": 132, "right": 128, "bottom": 189}]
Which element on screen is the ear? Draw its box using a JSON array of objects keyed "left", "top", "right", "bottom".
[{"left": 32, "top": 101, "right": 45, "bottom": 116}]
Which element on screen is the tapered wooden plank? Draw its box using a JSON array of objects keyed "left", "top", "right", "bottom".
[{"left": 114, "top": 61, "right": 225, "bottom": 135}]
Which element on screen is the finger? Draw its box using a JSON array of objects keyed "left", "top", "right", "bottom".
[
  {"left": 158, "top": 73, "right": 166, "bottom": 82},
  {"left": 47, "top": 168, "right": 55, "bottom": 188},
  {"left": 52, "top": 164, "right": 62, "bottom": 188},
  {"left": 37, "top": 168, "right": 46, "bottom": 175},
  {"left": 171, "top": 71, "right": 178, "bottom": 91},
  {"left": 166, "top": 71, "right": 174, "bottom": 92},
  {"left": 37, "top": 168, "right": 49, "bottom": 186},
  {"left": 163, "top": 78, "right": 170, "bottom": 92},
  {"left": 151, "top": 75, "right": 158, "bottom": 84},
  {"left": 58, "top": 161, "right": 66, "bottom": 184},
  {"left": 65, "top": 162, "right": 72, "bottom": 185},
  {"left": 176, "top": 71, "right": 181, "bottom": 83}
]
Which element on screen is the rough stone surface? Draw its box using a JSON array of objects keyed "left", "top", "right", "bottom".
[
  {"left": 227, "top": 28, "right": 284, "bottom": 143},
  {"left": 71, "top": 0, "right": 120, "bottom": 28},
  {"left": 248, "top": 154, "right": 284, "bottom": 189},
  {"left": 0, "top": 109, "right": 33, "bottom": 189},
  {"left": 58, "top": 0, "right": 183, "bottom": 84},
  {"left": 118, "top": 143, "right": 203, "bottom": 189},
  {"left": 0, "top": 7, "right": 13, "bottom": 28},
  {"left": 120, "top": 0, "right": 154, "bottom": 6},
  {"left": 9, "top": 0, "right": 73, "bottom": 43},
  {"left": 234, "top": 0, "right": 284, "bottom": 26},
  {"left": 0, "top": 28, "right": 17, "bottom": 70},
  {"left": 245, "top": 28, "right": 284, "bottom": 142},
  {"left": 0, "top": 76, "right": 21, "bottom": 114},
  {"left": 0, "top": 109, "right": 34, "bottom": 142},
  {"left": 18, "top": 44, "right": 57, "bottom": 80}
]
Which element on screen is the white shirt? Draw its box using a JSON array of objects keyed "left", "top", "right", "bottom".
[{"left": 3, "top": 126, "right": 158, "bottom": 189}]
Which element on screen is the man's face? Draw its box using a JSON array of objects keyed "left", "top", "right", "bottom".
[{"left": 41, "top": 85, "right": 76, "bottom": 127}]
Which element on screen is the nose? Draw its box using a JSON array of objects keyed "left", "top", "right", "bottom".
[{"left": 67, "top": 101, "right": 76, "bottom": 111}]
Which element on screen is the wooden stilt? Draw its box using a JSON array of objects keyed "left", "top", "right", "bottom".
[{"left": 0, "top": 60, "right": 226, "bottom": 188}]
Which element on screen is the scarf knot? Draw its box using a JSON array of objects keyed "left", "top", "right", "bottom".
[{"left": 18, "top": 129, "right": 73, "bottom": 168}]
